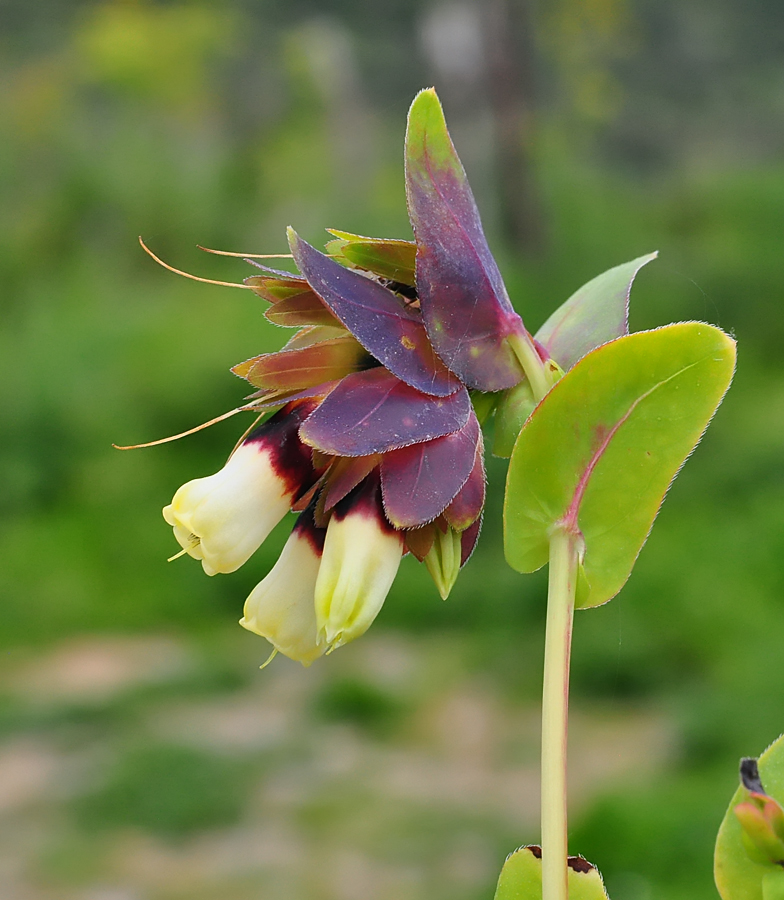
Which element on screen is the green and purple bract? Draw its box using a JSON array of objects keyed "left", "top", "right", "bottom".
[
  {"left": 405, "top": 88, "right": 526, "bottom": 392},
  {"left": 289, "top": 230, "right": 460, "bottom": 397}
]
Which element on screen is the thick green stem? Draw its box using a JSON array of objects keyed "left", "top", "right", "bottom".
[
  {"left": 508, "top": 330, "right": 549, "bottom": 402},
  {"left": 541, "top": 528, "right": 579, "bottom": 900}
]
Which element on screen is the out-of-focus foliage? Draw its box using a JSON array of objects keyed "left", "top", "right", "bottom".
[{"left": 1, "top": 2, "right": 783, "bottom": 899}]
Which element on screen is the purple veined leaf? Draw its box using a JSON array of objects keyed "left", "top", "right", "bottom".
[
  {"left": 325, "top": 230, "right": 417, "bottom": 287},
  {"left": 289, "top": 229, "right": 460, "bottom": 398},
  {"left": 535, "top": 252, "right": 659, "bottom": 371},
  {"left": 405, "top": 88, "right": 526, "bottom": 392},
  {"left": 380, "top": 407, "right": 480, "bottom": 528},
  {"left": 232, "top": 336, "right": 372, "bottom": 392},
  {"left": 460, "top": 515, "right": 482, "bottom": 566},
  {"left": 444, "top": 436, "right": 486, "bottom": 531},
  {"left": 321, "top": 454, "right": 380, "bottom": 511},
  {"left": 299, "top": 367, "right": 471, "bottom": 456}
]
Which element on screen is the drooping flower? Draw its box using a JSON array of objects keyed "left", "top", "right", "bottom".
[
  {"left": 314, "top": 472, "right": 405, "bottom": 651},
  {"left": 153, "top": 88, "right": 557, "bottom": 664},
  {"left": 163, "top": 401, "right": 319, "bottom": 575},
  {"left": 240, "top": 503, "right": 327, "bottom": 666}
]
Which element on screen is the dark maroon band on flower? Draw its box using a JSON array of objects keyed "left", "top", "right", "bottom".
[
  {"left": 331, "top": 470, "right": 398, "bottom": 536},
  {"left": 292, "top": 499, "right": 327, "bottom": 556},
  {"left": 245, "top": 401, "right": 322, "bottom": 500}
]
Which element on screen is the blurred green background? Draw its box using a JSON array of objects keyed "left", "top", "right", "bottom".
[{"left": 1, "top": 1, "right": 783, "bottom": 898}]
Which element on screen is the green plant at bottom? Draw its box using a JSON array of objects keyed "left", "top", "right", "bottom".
[{"left": 716, "top": 735, "right": 784, "bottom": 900}]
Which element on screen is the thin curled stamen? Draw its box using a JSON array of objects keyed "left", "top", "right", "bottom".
[{"left": 138, "top": 237, "right": 253, "bottom": 289}]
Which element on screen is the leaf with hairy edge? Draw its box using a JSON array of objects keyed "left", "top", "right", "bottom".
[
  {"left": 265, "top": 292, "right": 343, "bottom": 328},
  {"left": 289, "top": 229, "right": 460, "bottom": 397},
  {"left": 494, "top": 846, "right": 610, "bottom": 900},
  {"left": 299, "top": 367, "right": 471, "bottom": 457},
  {"left": 380, "top": 408, "right": 480, "bottom": 528},
  {"left": 405, "top": 88, "right": 525, "bottom": 391},
  {"left": 326, "top": 230, "right": 417, "bottom": 286},
  {"left": 536, "top": 253, "right": 658, "bottom": 371},
  {"left": 232, "top": 337, "right": 371, "bottom": 392},
  {"left": 280, "top": 326, "right": 348, "bottom": 351},
  {"left": 444, "top": 440, "right": 485, "bottom": 531},
  {"left": 504, "top": 323, "right": 736, "bottom": 607},
  {"left": 716, "top": 735, "right": 784, "bottom": 900}
]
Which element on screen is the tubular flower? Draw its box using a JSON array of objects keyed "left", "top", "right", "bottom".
[
  {"left": 152, "top": 88, "right": 564, "bottom": 664},
  {"left": 240, "top": 504, "right": 327, "bottom": 667},
  {"left": 163, "top": 402, "right": 319, "bottom": 575},
  {"left": 315, "top": 473, "right": 405, "bottom": 651}
]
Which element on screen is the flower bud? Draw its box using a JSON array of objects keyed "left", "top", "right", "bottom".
[
  {"left": 424, "top": 525, "right": 462, "bottom": 600},
  {"left": 735, "top": 758, "right": 784, "bottom": 866},
  {"left": 240, "top": 507, "right": 327, "bottom": 666},
  {"left": 163, "top": 403, "right": 316, "bottom": 575},
  {"left": 315, "top": 473, "right": 404, "bottom": 650}
]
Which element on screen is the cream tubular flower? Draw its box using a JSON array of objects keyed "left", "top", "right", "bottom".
[
  {"left": 240, "top": 507, "right": 328, "bottom": 666},
  {"left": 315, "top": 473, "right": 404, "bottom": 651},
  {"left": 162, "top": 403, "right": 316, "bottom": 576}
]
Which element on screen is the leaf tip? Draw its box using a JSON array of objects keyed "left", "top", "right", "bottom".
[{"left": 407, "top": 86, "right": 447, "bottom": 135}]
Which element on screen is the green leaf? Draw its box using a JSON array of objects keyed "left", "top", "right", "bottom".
[
  {"left": 504, "top": 323, "right": 736, "bottom": 607},
  {"left": 535, "top": 252, "right": 658, "bottom": 372},
  {"left": 325, "top": 230, "right": 417, "bottom": 286},
  {"left": 716, "top": 735, "right": 784, "bottom": 900},
  {"left": 494, "top": 846, "right": 610, "bottom": 900},
  {"left": 763, "top": 870, "right": 784, "bottom": 900}
]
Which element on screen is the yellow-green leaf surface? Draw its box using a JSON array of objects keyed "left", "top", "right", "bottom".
[
  {"left": 494, "top": 846, "right": 610, "bottom": 900},
  {"left": 325, "top": 230, "right": 417, "bottom": 286},
  {"left": 716, "top": 734, "right": 784, "bottom": 900},
  {"left": 504, "top": 323, "right": 736, "bottom": 607},
  {"left": 535, "top": 253, "right": 657, "bottom": 372}
]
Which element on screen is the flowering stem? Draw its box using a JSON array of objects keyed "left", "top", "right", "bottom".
[
  {"left": 508, "top": 330, "right": 549, "bottom": 402},
  {"left": 541, "top": 527, "right": 579, "bottom": 900}
]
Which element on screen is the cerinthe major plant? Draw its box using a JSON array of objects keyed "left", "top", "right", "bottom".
[{"left": 122, "top": 88, "right": 736, "bottom": 899}]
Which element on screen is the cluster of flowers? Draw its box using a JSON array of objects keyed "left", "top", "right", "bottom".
[{"left": 161, "top": 89, "right": 553, "bottom": 665}]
